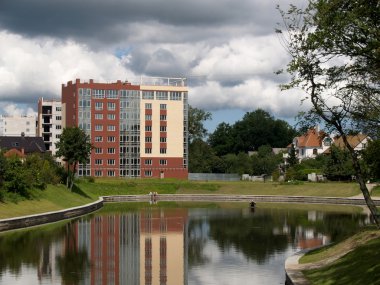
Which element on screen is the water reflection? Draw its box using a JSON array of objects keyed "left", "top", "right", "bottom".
[{"left": 0, "top": 204, "right": 370, "bottom": 285}]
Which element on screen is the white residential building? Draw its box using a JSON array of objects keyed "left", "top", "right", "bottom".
[
  {"left": 0, "top": 115, "right": 36, "bottom": 136},
  {"left": 37, "top": 98, "right": 63, "bottom": 158}
]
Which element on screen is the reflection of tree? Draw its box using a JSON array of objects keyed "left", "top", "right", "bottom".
[
  {"left": 187, "top": 220, "right": 209, "bottom": 266},
  {"left": 56, "top": 222, "right": 90, "bottom": 285},
  {"left": 208, "top": 215, "right": 288, "bottom": 264},
  {"left": 0, "top": 224, "right": 66, "bottom": 275}
]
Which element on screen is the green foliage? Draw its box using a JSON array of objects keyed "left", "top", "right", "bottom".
[
  {"left": 188, "top": 106, "right": 212, "bottom": 142},
  {"left": 362, "top": 139, "right": 380, "bottom": 180},
  {"left": 0, "top": 152, "right": 64, "bottom": 200},
  {"left": 251, "top": 146, "right": 282, "bottom": 176},
  {"left": 285, "top": 156, "right": 326, "bottom": 181},
  {"left": 56, "top": 127, "right": 92, "bottom": 189},
  {"left": 209, "top": 109, "right": 296, "bottom": 155},
  {"left": 189, "top": 139, "right": 223, "bottom": 173},
  {"left": 3, "top": 156, "right": 31, "bottom": 197},
  {"left": 208, "top": 122, "right": 234, "bottom": 156},
  {"left": 287, "top": 144, "right": 298, "bottom": 167},
  {"left": 323, "top": 146, "right": 354, "bottom": 181}
]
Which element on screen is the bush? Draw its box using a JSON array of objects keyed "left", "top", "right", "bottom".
[
  {"left": 86, "top": 176, "right": 95, "bottom": 183},
  {"left": 0, "top": 189, "right": 4, "bottom": 202}
]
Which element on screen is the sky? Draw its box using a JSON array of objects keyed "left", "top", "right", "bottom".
[{"left": 0, "top": 0, "right": 309, "bottom": 131}]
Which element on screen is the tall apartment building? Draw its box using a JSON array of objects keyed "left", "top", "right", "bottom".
[
  {"left": 37, "top": 98, "right": 63, "bottom": 156},
  {"left": 0, "top": 115, "right": 36, "bottom": 136},
  {"left": 62, "top": 78, "right": 188, "bottom": 179}
]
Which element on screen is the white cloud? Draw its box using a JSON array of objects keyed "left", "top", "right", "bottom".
[{"left": 0, "top": 31, "right": 133, "bottom": 103}]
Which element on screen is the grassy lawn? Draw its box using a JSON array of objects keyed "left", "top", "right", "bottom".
[
  {"left": 372, "top": 185, "right": 380, "bottom": 196},
  {"left": 0, "top": 179, "right": 363, "bottom": 219},
  {"left": 302, "top": 228, "right": 380, "bottom": 285}
]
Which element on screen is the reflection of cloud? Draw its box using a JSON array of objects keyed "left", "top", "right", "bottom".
[{"left": 189, "top": 241, "right": 295, "bottom": 285}]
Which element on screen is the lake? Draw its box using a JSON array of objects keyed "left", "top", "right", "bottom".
[{"left": 0, "top": 202, "right": 370, "bottom": 285}]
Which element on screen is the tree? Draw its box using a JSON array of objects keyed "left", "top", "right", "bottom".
[
  {"left": 208, "top": 122, "right": 234, "bottom": 156},
  {"left": 55, "top": 127, "right": 92, "bottom": 190},
  {"left": 251, "top": 145, "right": 282, "bottom": 176},
  {"left": 362, "top": 139, "right": 380, "bottom": 181},
  {"left": 287, "top": 144, "right": 298, "bottom": 167},
  {"left": 323, "top": 146, "right": 354, "bottom": 181},
  {"left": 188, "top": 139, "right": 219, "bottom": 173},
  {"left": 278, "top": 0, "right": 380, "bottom": 226},
  {"left": 188, "top": 106, "right": 212, "bottom": 142},
  {"left": 214, "top": 109, "right": 296, "bottom": 154}
]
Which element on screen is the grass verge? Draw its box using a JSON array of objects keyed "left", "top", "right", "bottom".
[{"left": 302, "top": 228, "right": 380, "bottom": 285}]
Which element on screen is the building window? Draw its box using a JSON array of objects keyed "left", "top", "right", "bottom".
[
  {"left": 56, "top": 107, "right": 62, "bottom": 112},
  {"left": 107, "top": 159, "right": 115, "bottom": 165},
  {"left": 160, "top": 115, "right": 167, "bottom": 121},
  {"left": 95, "top": 113, "right": 103, "bottom": 120},
  {"left": 107, "top": 114, "right": 115, "bottom": 120},
  {"left": 145, "top": 148, "right": 152, "bottom": 154},
  {"left": 160, "top": 148, "right": 167, "bottom": 154},
  {"left": 160, "top": 137, "right": 167, "bottom": 143},
  {"left": 107, "top": 102, "right": 116, "bottom": 110},
  {"left": 93, "top": 89, "right": 105, "bottom": 98},
  {"left": 95, "top": 148, "right": 102, "bottom": 154},
  {"left": 56, "top": 125, "right": 62, "bottom": 130},
  {"left": 56, "top": 134, "right": 61, "bottom": 139},
  {"left": 95, "top": 136, "right": 103, "bottom": 142},
  {"left": 160, "top": 104, "right": 167, "bottom": 110},
  {"left": 95, "top": 102, "right": 103, "bottom": 110},
  {"left": 145, "top": 103, "right": 152, "bottom": 109},
  {"left": 170, "top": 91, "right": 182, "bottom": 100},
  {"left": 144, "top": 170, "right": 152, "bottom": 177},
  {"left": 160, "top": 126, "right": 167, "bottom": 132},
  {"left": 107, "top": 90, "right": 118, "bottom": 99},
  {"left": 159, "top": 159, "right": 167, "bottom": 165},
  {"left": 313, "top": 148, "right": 318, "bottom": 155},
  {"left": 107, "top": 170, "right": 115, "bottom": 177},
  {"left": 95, "top": 170, "right": 103, "bottom": 177},
  {"left": 145, "top": 159, "right": 152, "bottom": 165},
  {"left": 156, "top": 91, "right": 168, "bottom": 100},
  {"left": 95, "top": 159, "right": 103, "bottom": 165},
  {"left": 142, "top": 91, "right": 154, "bottom": 99},
  {"left": 145, "top": 125, "right": 152, "bottom": 131},
  {"left": 145, "top": 114, "right": 152, "bottom": 121},
  {"left": 145, "top": 136, "right": 152, "bottom": 142},
  {"left": 95, "top": 125, "right": 103, "bottom": 131},
  {"left": 108, "top": 148, "right": 116, "bottom": 154},
  {"left": 107, "top": 125, "right": 116, "bottom": 131},
  {"left": 107, "top": 136, "right": 116, "bottom": 142}
]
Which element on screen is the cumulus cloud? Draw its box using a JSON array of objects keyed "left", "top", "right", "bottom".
[
  {"left": 0, "top": 0, "right": 309, "bottom": 122},
  {"left": 0, "top": 31, "right": 133, "bottom": 103}
]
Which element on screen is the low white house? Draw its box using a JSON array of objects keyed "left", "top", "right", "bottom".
[{"left": 285, "top": 126, "right": 370, "bottom": 163}]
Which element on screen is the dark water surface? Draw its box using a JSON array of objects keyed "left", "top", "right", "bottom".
[{"left": 0, "top": 203, "right": 369, "bottom": 285}]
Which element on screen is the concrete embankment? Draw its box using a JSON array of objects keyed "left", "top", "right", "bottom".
[
  {"left": 0, "top": 198, "right": 103, "bottom": 232},
  {"left": 1, "top": 194, "right": 379, "bottom": 233}
]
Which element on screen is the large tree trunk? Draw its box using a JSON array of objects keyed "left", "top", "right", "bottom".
[
  {"left": 342, "top": 135, "right": 380, "bottom": 228},
  {"left": 69, "top": 164, "right": 76, "bottom": 191}
]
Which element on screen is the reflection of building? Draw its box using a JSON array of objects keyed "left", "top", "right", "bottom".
[
  {"left": 73, "top": 209, "right": 188, "bottom": 285},
  {"left": 140, "top": 209, "right": 187, "bottom": 285}
]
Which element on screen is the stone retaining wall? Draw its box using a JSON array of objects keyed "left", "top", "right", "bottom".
[{"left": 0, "top": 198, "right": 103, "bottom": 232}]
